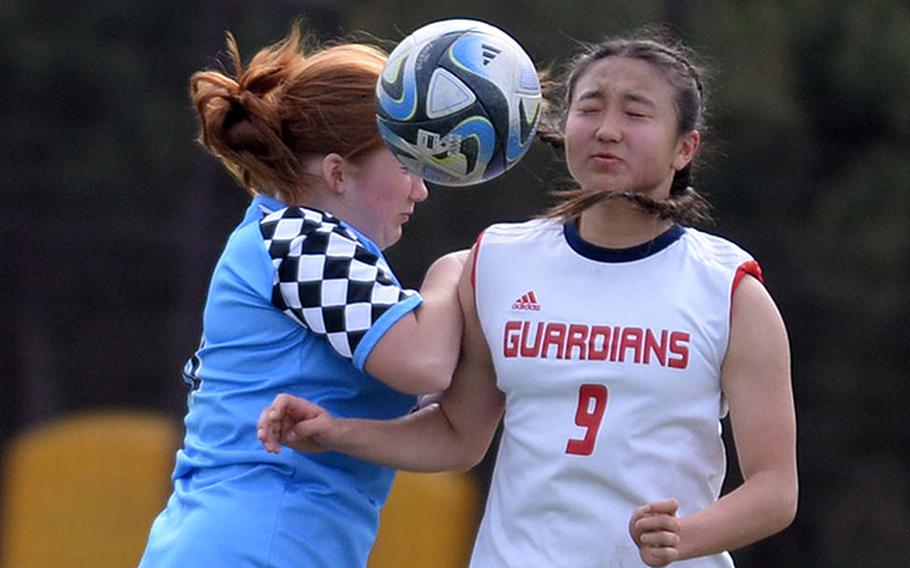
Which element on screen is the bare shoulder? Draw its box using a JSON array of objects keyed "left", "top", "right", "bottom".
[
  {"left": 730, "top": 275, "right": 786, "bottom": 334},
  {"left": 724, "top": 274, "right": 790, "bottom": 393}
]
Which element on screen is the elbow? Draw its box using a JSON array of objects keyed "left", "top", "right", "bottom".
[
  {"left": 767, "top": 478, "right": 799, "bottom": 535},
  {"left": 450, "top": 444, "right": 488, "bottom": 473},
  {"left": 452, "top": 431, "right": 491, "bottom": 472},
  {"left": 739, "top": 468, "right": 799, "bottom": 538},
  {"left": 777, "top": 483, "right": 799, "bottom": 531},
  {"left": 439, "top": 415, "right": 488, "bottom": 472}
]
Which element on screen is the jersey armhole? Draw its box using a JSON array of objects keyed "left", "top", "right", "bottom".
[
  {"left": 728, "top": 259, "right": 764, "bottom": 331},
  {"left": 732, "top": 259, "right": 763, "bottom": 295},
  {"left": 723, "top": 259, "right": 765, "bottom": 389}
]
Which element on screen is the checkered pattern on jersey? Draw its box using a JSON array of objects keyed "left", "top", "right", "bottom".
[{"left": 260, "top": 206, "right": 415, "bottom": 359}]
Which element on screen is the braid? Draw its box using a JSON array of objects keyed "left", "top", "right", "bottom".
[
  {"left": 535, "top": 121, "right": 565, "bottom": 151},
  {"left": 543, "top": 186, "right": 712, "bottom": 226},
  {"left": 534, "top": 65, "right": 566, "bottom": 151},
  {"left": 628, "top": 187, "right": 713, "bottom": 225},
  {"left": 652, "top": 44, "right": 704, "bottom": 104}
]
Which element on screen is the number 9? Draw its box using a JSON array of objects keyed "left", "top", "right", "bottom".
[{"left": 565, "top": 383, "right": 608, "bottom": 456}]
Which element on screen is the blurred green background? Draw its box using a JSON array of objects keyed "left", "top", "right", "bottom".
[{"left": 2, "top": 1, "right": 908, "bottom": 566}]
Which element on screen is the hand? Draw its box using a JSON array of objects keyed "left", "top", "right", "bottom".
[
  {"left": 257, "top": 393, "right": 335, "bottom": 454},
  {"left": 628, "top": 498, "right": 681, "bottom": 567}
]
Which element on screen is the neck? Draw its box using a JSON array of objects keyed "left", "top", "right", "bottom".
[
  {"left": 576, "top": 199, "right": 673, "bottom": 248},
  {"left": 302, "top": 193, "right": 386, "bottom": 249},
  {"left": 305, "top": 191, "right": 342, "bottom": 217}
]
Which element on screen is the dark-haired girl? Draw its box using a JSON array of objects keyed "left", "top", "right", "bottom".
[{"left": 261, "top": 33, "right": 797, "bottom": 567}]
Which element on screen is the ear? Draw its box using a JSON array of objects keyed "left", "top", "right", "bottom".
[
  {"left": 672, "top": 130, "right": 700, "bottom": 171},
  {"left": 321, "top": 153, "right": 348, "bottom": 194}
]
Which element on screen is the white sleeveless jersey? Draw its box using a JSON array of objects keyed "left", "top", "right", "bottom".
[{"left": 470, "top": 218, "right": 760, "bottom": 568}]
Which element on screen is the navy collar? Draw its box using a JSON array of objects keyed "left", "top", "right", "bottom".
[{"left": 563, "top": 218, "right": 685, "bottom": 263}]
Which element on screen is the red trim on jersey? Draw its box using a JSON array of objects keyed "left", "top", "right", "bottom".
[
  {"left": 730, "top": 260, "right": 763, "bottom": 329},
  {"left": 732, "top": 260, "right": 763, "bottom": 295},
  {"left": 470, "top": 229, "right": 487, "bottom": 290}
]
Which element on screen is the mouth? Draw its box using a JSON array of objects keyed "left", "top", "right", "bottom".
[{"left": 592, "top": 152, "right": 621, "bottom": 165}]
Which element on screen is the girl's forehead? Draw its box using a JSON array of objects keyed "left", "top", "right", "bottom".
[{"left": 572, "top": 56, "right": 673, "bottom": 101}]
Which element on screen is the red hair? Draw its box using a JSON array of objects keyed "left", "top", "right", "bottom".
[{"left": 190, "top": 25, "right": 387, "bottom": 203}]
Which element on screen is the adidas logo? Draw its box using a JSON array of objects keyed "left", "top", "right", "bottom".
[
  {"left": 511, "top": 290, "right": 541, "bottom": 311},
  {"left": 481, "top": 44, "right": 502, "bottom": 66}
]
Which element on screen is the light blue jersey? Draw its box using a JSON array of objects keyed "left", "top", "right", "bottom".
[{"left": 140, "top": 195, "right": 421, "bottom": 567}]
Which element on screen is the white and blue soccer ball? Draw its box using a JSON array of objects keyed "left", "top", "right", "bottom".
[{"left": 376, "top": 19, "right": 542, "bottom": 187}]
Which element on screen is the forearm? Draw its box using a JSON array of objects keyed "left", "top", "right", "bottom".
[
  {"left": 677, "top": 469, "right": 797, "bottom": 560},
  {"left": 323, "top": 403, "right": 481, "bottom": 472}
]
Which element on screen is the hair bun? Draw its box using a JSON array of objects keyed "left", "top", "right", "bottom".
[{"left": 189, "top": 23, "right": 389, "bottom": 202}]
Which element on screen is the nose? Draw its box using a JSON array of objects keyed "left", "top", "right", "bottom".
[
  {"left": 410, "top": 174, "right": 429, "bottom": 202},
  {"left": 595, "top": 111, "right": 622, "bottom": 143}
]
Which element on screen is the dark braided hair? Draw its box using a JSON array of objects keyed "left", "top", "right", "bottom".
[{"left": 537, "top": 32, "right": 713, "bottom": 225}]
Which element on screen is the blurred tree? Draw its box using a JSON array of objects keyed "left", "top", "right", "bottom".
[{"left": 2, "top": 1, "right": 207, "bottom": 431}]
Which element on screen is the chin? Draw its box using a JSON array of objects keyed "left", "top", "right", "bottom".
[{"left": 578, "top": 174, "right": 625, "bottom": 191}]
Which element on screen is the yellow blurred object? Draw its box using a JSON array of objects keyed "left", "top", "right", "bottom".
[
  {"left": 0, "top": 409, "right": 179, "bottom": 568},
  {"left": 369, "top": 471, "right": 482, "bottom": 568}
]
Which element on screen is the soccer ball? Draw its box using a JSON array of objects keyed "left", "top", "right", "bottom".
[{"left": 375, "top": 19, "right": 542, "bottom": 187}]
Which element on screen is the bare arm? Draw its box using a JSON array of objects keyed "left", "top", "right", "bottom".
[
  {"left": 365, "top": 250, "right": 468, "bottom": 394},
  {"left": 262, "top": 209, "right": 466, "bottom": 396},
  {"left": 631, "top": 275, "right": 797, "bottom": 565},
  {"left": 260, "top": 247, "right": 505, "bottom": 472}
]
